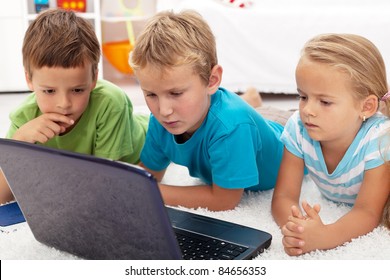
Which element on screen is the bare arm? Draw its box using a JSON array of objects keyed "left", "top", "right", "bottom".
[
  {"left": 159, "top": 183, "right": 244, "bottom": 211},
  {"left": 139, "top": 162, "right": 167, "bottom": 182},
  {"left": 0, "top": 170, "right": 14, "bottom": 204},
  {"left": 271, "top": 148, "right": 305, "bottom": 226},
  {"left": 139, "top": 162, "right": 244, "bottom": 211},
  {"left": 286, "top": 163, "right": 390, "bottom": 254}
]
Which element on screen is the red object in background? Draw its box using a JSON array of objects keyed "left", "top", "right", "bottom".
[{"left": 57, "top": 0, "right": 86, "bottom": 12}]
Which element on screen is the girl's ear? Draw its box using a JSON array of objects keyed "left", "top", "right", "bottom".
[
  {"left": 362, "top": 94, "right": 379, "bottom": 118},
  {"left": 24, "top": 70, "right": 34, "bottom": 91},
  {"left": 207, "top": 65, "right": 223, "bottom": 95}
]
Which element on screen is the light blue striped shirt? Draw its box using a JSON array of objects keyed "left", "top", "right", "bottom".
[{"left": 281, "top": 111, "right": 390, "bottom": 205}]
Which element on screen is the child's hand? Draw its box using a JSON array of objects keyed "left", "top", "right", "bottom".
[
  {"left": 284, "top": 201, "right": 325, "bottom": 255},
  {"left": 280, "top": 205, "right": 305, "bottom": 256},
  {"left": 281, "top": 201, "right": 321, "bottom": 256},
  {"left": 12, "top": 113, "right": 74, "bottom": 143},
  {"left": 301, "top": 200, "right": 321, "bottom": 220}
]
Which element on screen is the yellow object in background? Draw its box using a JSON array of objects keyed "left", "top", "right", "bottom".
[{"left": 119, "top": 0, "right": 143, "bottom": 46}]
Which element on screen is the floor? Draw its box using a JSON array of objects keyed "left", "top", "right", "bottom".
[{"left": 0, "top": 74, "right": 299, "bottom": 137}]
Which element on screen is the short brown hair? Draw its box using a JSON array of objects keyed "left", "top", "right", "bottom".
[
  {"left": 130, "top": 10, "right": 217, "bottom": 85},
  {"left": 23, "top": 8, "right": 100, "bottom": 80}
]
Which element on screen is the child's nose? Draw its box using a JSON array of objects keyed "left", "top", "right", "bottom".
[
  {"left": 57, "top": 94, "right": 71, "bottom": 109},
  {"left": 302, "top": 101, "right": 316, "bottom": 117},
  {"left": 159, "top": 99, "right": 173, "bottom": 117}
]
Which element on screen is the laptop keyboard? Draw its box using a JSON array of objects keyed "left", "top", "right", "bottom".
[{"left": 175, "top": 229, "right": 248, "bottom": 260}]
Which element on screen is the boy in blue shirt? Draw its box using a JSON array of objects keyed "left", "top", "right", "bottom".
[{"left": 130, "top": 10, "right": 285, "bottom": 211}]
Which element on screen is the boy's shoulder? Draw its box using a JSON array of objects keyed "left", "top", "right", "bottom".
[
  {"left": 212, "top": 88, "right": 252, "bottom": 112},
  {"left": 210, "top": 87, "right": 265, "bottom": 124},
  {"left": 90, "top": 79, "right": 132, "bottom": 109},
  {"left": 93, "top": 79, "right": 126, "bottom": 97},
  {"left": 9, "top": 93, "right": 39, "bottom": 120}
]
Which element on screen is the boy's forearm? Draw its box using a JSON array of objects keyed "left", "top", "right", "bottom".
[
  {"left": 159, "top": 184, "right": 243, "bottom": 211},
  {"left": 138, "top": 162, "right": 166, "bottom": 182}
]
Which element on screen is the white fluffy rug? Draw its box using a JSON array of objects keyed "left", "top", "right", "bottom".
[{"left": 0, "top": 163, "right": 389, "bottom": 260}]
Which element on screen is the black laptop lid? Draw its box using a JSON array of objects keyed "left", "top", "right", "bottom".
[{"left": 0, "top": 139, "right": 181, "bottom": 260}]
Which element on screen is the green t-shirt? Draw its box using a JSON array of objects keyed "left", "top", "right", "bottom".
[{"left": 7, "top": 79, "right": 148, "bottom": 164}]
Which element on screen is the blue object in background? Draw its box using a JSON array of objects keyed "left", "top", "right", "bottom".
[
  {"left": 34, "top": 0, "right": 50, "bottom": 13},
  {"left": 0, "top": 202, "right": 26, "bottom": 227}
]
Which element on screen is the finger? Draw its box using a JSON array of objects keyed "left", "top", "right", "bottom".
[
  {"left": 285, "top": 247, "right": 303, "bottom": 256},
  {"left": 282, "top": 238, "right": 303, "bottom": 256},
  {"left": 282, "top": 235, "right": 305, "bottom": 248},
  {"left": 44, "top": 113, "right": 74, "bottom": 126},
  {"left": 33, "top": 124, "right": 64, "bottom": 143},
  {"left": 302, "top": 200, "right": 320, "bottom": 219},
  {"left": 32, "top": 132, "right": 51, "bottom": 144},
  {"left": 313, "top": 204, "right": 321, "bottom": 214},
  {"left": 287, "top": 215, "right": 307, "bottom": 229},
  {"left": 44, "top": 121, "right": 66, "bottom": 135},
  {"left": 302, "top": 200, "right": 321, "bottom": 213},
  {"left": 291, "top": 204, "right": 304, "bottom": 219},
  {"left": 285, "top": 220, "right": 304, "bottom": 234}
]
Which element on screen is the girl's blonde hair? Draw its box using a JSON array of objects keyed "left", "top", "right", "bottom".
[
  {"left": 129, "top": 10, "right": 217, "bottom": 85},
  {"left": 301, "top": 33, "right": 389, "bottom": 114},
  {"left": 23, "top": 9, "right": 100, "bottom": 80}
]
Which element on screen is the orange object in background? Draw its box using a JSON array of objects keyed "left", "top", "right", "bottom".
[
  {"left": 102, "top": 40, "right": 134, "bottom": 74},
  {"left": 57, "top": 0, "right": 86, "bottom": 12}
]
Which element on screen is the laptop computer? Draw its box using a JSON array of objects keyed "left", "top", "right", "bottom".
[{"left": 0, "top": 138, "right": 272, "bottom": 260}]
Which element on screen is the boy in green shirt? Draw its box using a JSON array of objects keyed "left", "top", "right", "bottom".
[{"left": 0, "top": 9, "right": 148, "bottom": 204}]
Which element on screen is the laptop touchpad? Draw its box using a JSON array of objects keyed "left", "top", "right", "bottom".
[{"left": 179, "top": 216, "right": 232, "bottom": 236}]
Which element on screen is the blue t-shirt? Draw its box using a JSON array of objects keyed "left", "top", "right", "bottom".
[
  {"left": 141, "top": 87, "right": 284, "bottom": 191},
  {"left": 281, "top": 111, "right": 390, "bottom": 204}
]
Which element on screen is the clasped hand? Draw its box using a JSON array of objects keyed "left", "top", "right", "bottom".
[{"left": 281, "top": 200, "right": 325, "bottom": 256}]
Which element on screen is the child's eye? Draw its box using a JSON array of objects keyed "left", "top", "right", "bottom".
[
  {"left": 320, "top": 100, "right": 332, "bottom": 106},
  {"left": 171, "top": 92, "right": 182, "bottom": 96},
  {"left": 73, "top": 88, "right": 85, "bottom": 94},
  {"left": 42, "top": 89, "right": 55, "bottom": 94},
  {"left": 297, "top": 95, "right": 307, "bottom": 101},
  {"left": 145, "top": 92, "right": 156, "bottom": 97}
]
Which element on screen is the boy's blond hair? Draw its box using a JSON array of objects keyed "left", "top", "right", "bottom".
[
  {"left": 130, "top": 10, "right": 217, "bottom": 85},
  {"left": 22, "top": 8, "right": 100, "bottom": 80},
  {"left": 301, "top": 33, "right": 389, "bottom": 113}
]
